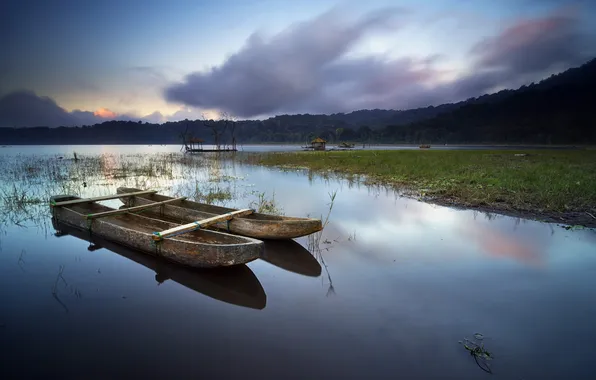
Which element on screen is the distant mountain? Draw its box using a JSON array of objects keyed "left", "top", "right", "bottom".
[
  {"left": 382, "top": 58, "right": 596, "bottom": 144},
  {"left": 1, "top": 58, "right": 595, "bottom": 145}
]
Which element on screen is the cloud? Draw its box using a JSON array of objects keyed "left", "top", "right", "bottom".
[
  {"left": 2, "top": 6, "right": 592, "bottom": 127},
  {"left": 438, "top": 7, "right": 593, "bottom": 100},
  {"left": 472, "top": 10, "right": 585, "bottom": 75},
  {"left": 0, "top": 91, "right": 146, "bottom": 127},
  {"left": 142, "top": 111, "right": 166, "bottom": 124},
  {"left": 0, "top": 91, "right": 81, "bottom": 127},
  {"left": 0, "top": 90, "right": 211, "bottom": 127},
  {"left": 94, "top": 107, "right": 117, "bottom": 118},
  {"left": 164, "top": 8, "right": 407, "bottom": 117},
  {"left": 164, "top": 7, "right": 593, "bottom": 117}
]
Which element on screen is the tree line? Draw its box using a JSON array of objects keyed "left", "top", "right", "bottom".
[{"left": 1, "top": 58, "right": 594, "bottom": 145}]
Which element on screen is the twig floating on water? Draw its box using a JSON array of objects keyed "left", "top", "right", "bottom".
[{"left": 459, "top": 333, "right": 493, "bottom": 374}]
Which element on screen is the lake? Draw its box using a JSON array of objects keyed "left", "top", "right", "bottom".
[{"left": 1, "top": 145, "right": 595, "bottom": 379}]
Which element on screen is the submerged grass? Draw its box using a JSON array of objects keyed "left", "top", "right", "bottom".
[
  {"left": 246, "top": 149, "right": 596, "bottom": 226},
  {"left": 0, "top": 151, "right": 283, "bottom": 231}
]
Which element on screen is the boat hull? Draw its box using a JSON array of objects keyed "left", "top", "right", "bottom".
[
  {"left": 52, "top": 220, "right": 267, "bottom": 309},
  {"left": 116, "top": 187, "right": 323, "bottom": 240},
  {"left": 50, "top": 195, "right": 263, "bottom": 268}
]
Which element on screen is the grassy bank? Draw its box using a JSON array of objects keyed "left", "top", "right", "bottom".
[{"left": 246, "top": 149, "right": 596, "bottom": 227}]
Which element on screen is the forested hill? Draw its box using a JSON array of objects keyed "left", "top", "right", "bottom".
[
  {"left": 384, "top": 58, "right": 596, "bottom": 144},
  {"left": 1, "top": 58, "right": 595, "bottom": 145}
]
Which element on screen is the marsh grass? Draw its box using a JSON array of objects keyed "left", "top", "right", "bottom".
[
  {"left": 248, "top": 191, "right": 284, "bottom": 215},
  {"left": 0, "top": 151, "right": 281, "bottom": 232},
  {"left": 247, "top": 150, "right": 596, "bottom": 222},
  {"left": 306, "top": 190, "right": 339, "bottom": 296},
  {"left": 174, "top": 179, "right": 235, "bottom": 205}
]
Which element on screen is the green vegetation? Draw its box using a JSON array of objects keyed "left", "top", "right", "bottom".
[
  {"left": 247, "top": 149, "right": 596, "bottom": 226},
  {"left": 0, "top": 152, "right": 273, "bottom": 230},
  {"left": 248, "top": 191, "right": 284, "bottom": 215}
]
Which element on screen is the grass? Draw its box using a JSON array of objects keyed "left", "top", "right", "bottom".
[
  {"left": 175, "top": 180, "right": 234, "bottom": 205},
  {"left": 248, "top": 191, "right": 284, "bottom": 215},
  {"left": 0, "top": 151, "right": 284, "bottom": 231},
  {"left": 246, "top": 149, "right": 596, "bottom": 226}
]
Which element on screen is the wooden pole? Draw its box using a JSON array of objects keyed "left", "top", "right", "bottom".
[
  {"left": 51, "top": 190, "right": 158, "bottom": 207},
  {"left": 152, "top": 209, "right": 254, "bottom": 241},
  {"left": 86, "top": 197, "right": 186, "bottom": 219}
]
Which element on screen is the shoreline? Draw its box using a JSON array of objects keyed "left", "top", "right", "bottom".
[
  {"left": 428, "top": 196, "right": 596, "bottom": 228},
  {"left": 363, "top": 180, "right": 596, "bottom": 228},
  {"left": 246, "top": 149, "right": 596, "bottom": 228},
  {"left": 0, "top": 143, "right": 592, "bottom": 148}
]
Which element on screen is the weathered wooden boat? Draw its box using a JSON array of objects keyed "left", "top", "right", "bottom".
[
  {"left": 52, "top": 219, "right": 266, "bottom": 309},
  {"left": 50, "top": 193, "right": 264, "bottom": 268},
  {"left": 116, "top": 187, "right": 323, "bottom": 240}
]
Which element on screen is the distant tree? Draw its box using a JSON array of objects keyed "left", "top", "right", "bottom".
[
  {"left": 358, "top": 125, "right": 372, "bottom": 145},
  {"left": 336, "top": 127, "right": 344, "bottom": 142},
  {"left": 220, "top": 111, "right": 238, "bottom": 150}
]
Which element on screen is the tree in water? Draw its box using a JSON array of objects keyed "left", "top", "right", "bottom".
[
  {"left": 221, "top": 111, "right": 238, "bottom": 151},
  {"left": 201, "top": 114, "right": 226, "bottom": 150}
]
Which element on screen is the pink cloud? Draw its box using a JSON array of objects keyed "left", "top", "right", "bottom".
[{"left": 94, "top": 107, "right": 118, "bottom": 118}]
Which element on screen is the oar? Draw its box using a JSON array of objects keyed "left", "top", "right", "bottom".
[
  {"left": 51, "top": 190, "right": 157, "bottom": 207},
  {"left": 152, "top": 209, "right": 254, "bottom": 241},
  {"left": 86, "top": 197, "right": 186, "bottom": 219}
]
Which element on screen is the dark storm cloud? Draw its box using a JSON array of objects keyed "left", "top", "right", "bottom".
[
  {"left": 0, "top": 91, "right": 143, "bottom": 128},
  {"left": 446, "top": 8, "right": 593, "bottom": 100},
  {"left": 471, "top": 11, "right": 585, "bottom": 74},
  {"left": 164, "top": 8, "right": 408, "bottom": 117},
  {"left": 164, "top": 7, "right": 593, "bottom": 117},
  {"left": 0, "top": 91, "right": 82, "bottom": 127}
]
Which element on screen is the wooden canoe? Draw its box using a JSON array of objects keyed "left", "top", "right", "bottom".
[
  {"left": 52, "top": 219, "right": 266, "bottom": 309},
  {"left": 50, "top": 195, "right": 263, "bottom": 268},
  {"left": 116, "top": 187, "right": 323, "bottom": 240}
]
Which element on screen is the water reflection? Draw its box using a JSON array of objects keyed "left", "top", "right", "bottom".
[
  {"left": 261, "top": 239, "right": 322, "bottom": 277},
  {"left": 52, "top": 219, "right": 267, "bottom": 310},
  {"left": 1, "top": 147, "right": 596, "bottom": 380},
  {"left": 308, "top": 231, "right": 335, "bottom": 296}
]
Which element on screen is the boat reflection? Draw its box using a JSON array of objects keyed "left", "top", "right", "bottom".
[
  {"left": 260, "top": 239, "right": 322, "bottom": 277},
  {"left": 51, "top": 219, "right": 267, "bottom": 310}
]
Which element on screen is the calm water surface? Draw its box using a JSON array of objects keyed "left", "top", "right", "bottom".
[
  {"left": 0, "top": 143, "right": 578, "bottom": 156},
  {"left": 1, "top": 145, "right": 595, "bottom": 379}
]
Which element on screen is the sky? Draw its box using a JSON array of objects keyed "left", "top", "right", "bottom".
[{"left": 1, "top": 0, "right": 595, "bottom": 127}]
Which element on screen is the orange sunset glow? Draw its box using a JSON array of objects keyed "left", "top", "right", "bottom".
[{"left": 94, "top": 108, "right": 117, "bottom": 118}]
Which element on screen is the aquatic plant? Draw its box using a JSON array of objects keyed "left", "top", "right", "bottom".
[
  {"left": 249, "top": 191, "right": 284, "bottom": 215},
  {"left": 459, "top": 333, "right": 493, "bottom": 373},
  {"left": 306, "top": 189, "right": 339, "bottom": 296}
]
